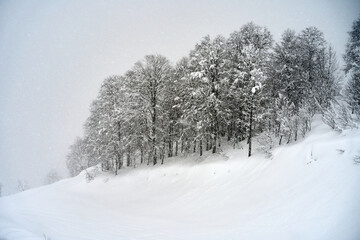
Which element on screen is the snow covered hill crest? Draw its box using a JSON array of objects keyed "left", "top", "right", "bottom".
[{"left": 1, "top": 116, "right": 360, "bottom": 240}]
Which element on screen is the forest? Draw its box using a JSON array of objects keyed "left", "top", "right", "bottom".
[{"left": 66, "top": 20, "right": 360, "bottom": 177}]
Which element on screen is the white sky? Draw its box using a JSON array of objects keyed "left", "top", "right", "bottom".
[{"left": 0, "top": 0, "right": 359, "bottom": 195}]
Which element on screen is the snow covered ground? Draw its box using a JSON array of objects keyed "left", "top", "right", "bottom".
[{"left": 1, "top": 117, "right": 360, "bottom": 240}]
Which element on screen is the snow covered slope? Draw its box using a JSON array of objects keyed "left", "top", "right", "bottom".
[{"left": 1, "top": 117, "right": 360, "bottom": 240}]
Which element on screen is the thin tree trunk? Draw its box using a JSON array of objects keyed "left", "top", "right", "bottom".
[
  {"left": 248, "top": 105, "right": 253, "bottom": 157},
  {"left": 168, "top": 125, "right": 173, "bottom": 157},
  {"left": 140, "top": 147, "right": 144, "bottom": 164},
  {"left": 227, "top": 123, "right": 232, "bottom": 141},
  {"left": 153, "top": 148, "right": 157, "bottom": 165},
  {"left": 127, "top": 146, "right": 131, "bottom": 167},
  {"left": 175, "top": 140, "right": 178, "bottom": 156},
  {"left": 212, "top": 135, "right": 216, "bottom": 153},
  {"left": 168, "top": 140, "right": 172, "bottom": 157},
  {"left": 287, "top": 133, "right": 292, "bottom": 144},
  {"left": 181, "top": 138, "right": 184, "bottom": 153}
]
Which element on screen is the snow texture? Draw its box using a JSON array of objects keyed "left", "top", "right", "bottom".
[{"left": 0, "top": 117, "right": 359, "bottom": 240}]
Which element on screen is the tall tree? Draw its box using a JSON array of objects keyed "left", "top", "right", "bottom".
[
  {"left": 129, "top": 55, "right": 173, "bottom": 165},
  {"left": 83, "top": 75, "right": 127, "bottom": 174},
  {"left": 185, "top": 35, "right": 228, "bottom": 154},
  {"left": 227, "top": 22, "right": 273, "bottom": 156},
  {"left": 298, "top": 27, "right": 327, "bottom": 111},
  {"left": 344, "top": 16, "right": 360, "bottom": 116}
]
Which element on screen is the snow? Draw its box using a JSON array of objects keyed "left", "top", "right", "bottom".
[{"left": 1, "top": 116, "right": 360, "bottom": 240}]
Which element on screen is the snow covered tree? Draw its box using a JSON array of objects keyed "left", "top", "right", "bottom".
[
  {"left": 266, "top": 28, "right": 340, "bottom": 144},
  {"left": 84, "top": 75, "right": 129, "bottom": 174},
  {"left": 227, "top": 22, "right": 273, "bottom": 156},
  {"left": 128, "top": 55, "right": 173, "bottom": 165},
  {"left": 318, "top": 46, "right": 342, "bottom": 109},
  {"left": 44, "top": 169, "right": 61, "bottom": 185},
  {"left": 297, "top": 27, "right": 329, "bottom": 111},
  {"left": 65, "top": 21, "right": 344, "bottom": 173},
  {"left": 66, "top": 137, "right": 88, "bottom": 177},
  {"left": 184, "top": 35, "right": 228, "bottom": 154},
  {"left": 171, "top": 57, "right": 190, "bottom": 156},
  {"left": 267, "top": 29, "right": 302, "bottom": 108},
  {"left": 344, "top": 16, "right": 360, "bottom": 116}
]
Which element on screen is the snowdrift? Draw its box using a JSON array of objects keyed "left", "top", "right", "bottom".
[{"left": 1, "top": 117, "right": 360, "bottom": 240}]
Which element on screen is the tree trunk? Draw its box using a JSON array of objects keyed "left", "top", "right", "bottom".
[
  {"left": 175, "top": 140, "right": 178, "bottom": 156},
  {"left": 168, "top": 125, "right": 173, "bottom": 157},
  {"left": 212, "top": 135, "right": 217, "bottom": 153},
  {"left": 227, "top": 123, "right": 232, "bottom": 141},
  {"left": 248, "top": 105, "right": 253, "bottom": 157},
  {"left": 199, "top": 139, "right": 203, "bottom": 156},
  {"left": 127, "top": 146, "right": 131, "bottom": 167},
  {"left": 153, "top": 148, "right": 157, "bottom": 165},
  {"left": 287, "top": 132, "right": 292, "bottom": 144},
  {"left": 151, "top": 78, "right": 157, "bottom": 165},
  {"left": 181, "top": 138, "right": 184, "bottom": 153},
  {"left": 140, "top": 147, "right": 144, "bottom": 164},
  {"left": 168, "top": 140, "right": 172, "bottom": 157}
]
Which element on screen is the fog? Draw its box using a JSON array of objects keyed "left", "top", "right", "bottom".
[{"left": 0, "top": 0, "right": 358, "bottom": 195}]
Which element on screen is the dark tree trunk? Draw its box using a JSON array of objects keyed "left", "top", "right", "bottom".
[
  {"left": 151, "top": 77, "right": 157, "bottom": 165},
  {"left": 168, "top": 125, "right": 173, "bottom": 157},
  {"left": 199, "top": 139, "right": 203, "bottom": 156},
  {"left": 140, "top": 147, "right": 144, "bottom": 164},
  {"left": 175, "top": 140, "right": 178, "bottom": 156},
  {"left": 277, "top": 122, "right": 281, "bottom": 137},
  {"left": 209, "top": 136, "right": 213, "bottom": 151},
  {"left": 161, "top": 138, "right": 166, "bottom": 165},
  {"left": 153, "top": 148, "right": 157, "bottom": 165},
  {"left": 227, "top": 123, "right": 232, "bottom": 141},
  {"left": 212, "top": 135, "right": 216, "bottom": 153},
  {"left": 248, "top": 106, "right": 253, "bottom": 157},
  {"left": 168, "top": 140, "right": 172, "bottom": 157},
  {"left": 127, "top": 146, "right": 131, "bottom": 167},
  {"left": 181, "top": 138, "right": 184, "bottom": 153},
  {"left": 287, "top": 133, "right": 292, "bottom": 144}
]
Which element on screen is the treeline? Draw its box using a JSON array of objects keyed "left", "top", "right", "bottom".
[{"left": 66, "top": 22, "right": 345, "bottom": 177}]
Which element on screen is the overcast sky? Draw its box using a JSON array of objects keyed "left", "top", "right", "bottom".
[{"left": 0, "top": 0, "right": 359, "bottom": 195}]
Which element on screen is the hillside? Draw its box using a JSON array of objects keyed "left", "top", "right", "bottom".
[{"left": 0, "top": 117, "right": 360, "bottom": 240}]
